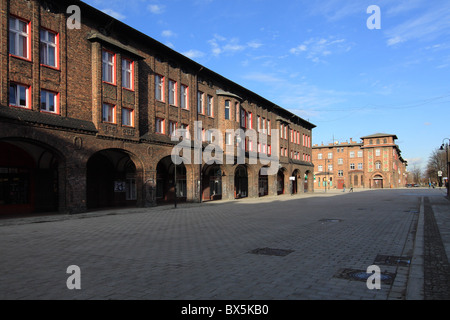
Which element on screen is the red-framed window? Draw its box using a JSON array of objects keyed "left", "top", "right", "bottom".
[
  {"left": 122, "top": 58, "right": 133, "bottom": 90},
  {"left": 40, "top": 89, "right": 59, "bottom": 114},
  {"left": 207, "top": 95, "right": 214, "bottom": 117},
  {"left": 102, "top": 103, "right": 116, "bottom": 123},
  {"left": 155, "top": 117, "right": 165, "bottom": 134},
  {"left": 122, "top": 108, "right": 134, "bottom": 127},
  {"left": 40, "top": 28, "right": 58, "bottom": 68},
  {"left": 180, "top": 84, "right": 189, "bottom": 109},
  {"left": 169, "top": 120, "right": 177, "bottom": 137},
  {"left": 9, "top": 82, "right": 30, "bottom": 109},
  {"left": 102, "top": 49, "right": 116, "bottom": 84},
  {"left": 168, "top": 79, "right": 177, "bottom": 105},
  {"left": 9, "top": 15, "right": 30, "bottom": 60},
  {"left": 197, "top": 91, "right": 204, "bottom": 114},
  {"left": 155, "top": 74, "right": 164, "bottom": 101}
]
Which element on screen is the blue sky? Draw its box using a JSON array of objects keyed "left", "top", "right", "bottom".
[{"left": 83, "top": 0, "right": 450, "bottom": 172}]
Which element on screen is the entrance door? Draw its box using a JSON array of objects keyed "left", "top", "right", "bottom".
[{"left": 235, "top": 165, "right": 248, "bottom": 198}]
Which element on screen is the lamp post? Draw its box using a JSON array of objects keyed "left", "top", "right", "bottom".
[{"left": 439, "top": 138, "right": 450, "bottom": 197}]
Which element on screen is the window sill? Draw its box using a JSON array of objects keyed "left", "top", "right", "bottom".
[
  {"left": 40, "top": 64, "right": 60, "bottom": 71},
  {"left": 9, "top": 54, "right": 31, "bottom": 63}
]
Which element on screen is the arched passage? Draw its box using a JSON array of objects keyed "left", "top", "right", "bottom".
[
  {"left": 371, "top": 174, "right": 384, "bottom": 189},
  {"left": 277, "top": 168, "right": 286, "bottom": 195},
  {"left": 86, "top": 149, "right": 138, "bottom": 209},
  {"left": 202, "top": 164, "right": 223, "bottom": 201},
  {"left": 258, "top": 167, "right": 268, "bottom": 197},
  {"left": 304, "top": 170, "right": 313, "bottom": 192},
  {"left": 156, "top": 156, "right": 187, "bottom": 203},
  {"left": 292, "top": 169, "right": 300, "bottom": 194},
  {"left": 234, "top": 165, "right": 248, "bottom": 199},
  {"left": 0, "top": 139, "right": 61, "bottom": 214}
]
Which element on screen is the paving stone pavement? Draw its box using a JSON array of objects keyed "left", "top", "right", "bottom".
[{"left": 0, "top": 187, "right": 449, "bottom": 301}]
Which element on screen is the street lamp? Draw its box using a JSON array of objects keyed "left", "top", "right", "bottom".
[{"left": 439, "top": 138, "right": 450, "bottom": 197}]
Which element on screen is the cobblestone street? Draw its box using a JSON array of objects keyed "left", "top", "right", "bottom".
[{"left": 0, "top": 188, "right": 448, "bottom": 301}]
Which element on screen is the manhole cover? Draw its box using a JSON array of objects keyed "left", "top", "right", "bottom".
[
  {"left": 319, "top": 219, "right": 342, "bottom": 223},
  {"left": 334, "top": 268, "right": 395, "bottom": 285},
  {"left": 374, "top": 255, "right": 411, "bottom": 266},
  {"left": 248, "top": 247, "right": 294, "bottom": 257}
]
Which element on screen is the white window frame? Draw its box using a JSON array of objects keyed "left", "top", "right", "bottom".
[
  {"left": 155, "top": 75, "right": 164, "bottom": 101},
  {"left": 122, "top": 59, "right": 133, "bottom": 90},
  {"left": 9, "top": 16, "right": 29, "bottom": 59},
  {"left": 181, "top": 85, "right": 189, "bottom": 109},
  {"left": 122, "top": 108, "right": 134, "bottom": 127},
  {"left": 197, "top": 91, "right": 204, "bottom": 114},
  {"left": 9, "top": 83, "right": 29, "bottom": 108},
  {"left": 155, "top": 118, "right": 165, "bottom": 134},
  {"left": 40, "top": 29, "right": 57, "bottom": 68},
  {"left": 224, "top": 100, "right": 230, "bottom": 120},
  {"left": 102, "top": 50, "right": 115, "bottom": 84},
  {"left": 40, "top": 89, "right": 58, "bottom": 113},
  {"left": 168, "top": 79, "right": 177, "bottom": 105},
  {"left": 207, "top": 95, "right": 213, "bottom": 117},
  {"left": 102, "top": 103, "right": 115, "bottom": 123}
]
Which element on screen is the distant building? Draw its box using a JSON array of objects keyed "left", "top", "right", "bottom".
[{"left": 312, "top": 133, "right": 408, "bottom": 190}]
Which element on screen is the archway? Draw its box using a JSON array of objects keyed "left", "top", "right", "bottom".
[
  {"left": 277, "top": 168, "right": 285, "bottom": 195},
  {"left": 234, "top": 165, "right": 248, "bottom": 199},
  {"left": 87, "top": 149, "right": 138, "bottom": 209},
  {"left": 258, "top": 167, "right": 268, "bottom": 197},
  {"left": 372, "top": 174, "right": 384, "bottom": 189},
  {"left": 291, "top": 169, "right": 299, "bottom": 194},
  {"left": 304, "top": 170, "right": 312, "bottom": 192},
  {"left": 0, "top": 140, "right": 60, "bottom": 214},
  {"left": 202, "top": 164, "right": 222, "bottom": 201},
  {"left": 156, "top": 156, "right": 187, "bottom": 203}
]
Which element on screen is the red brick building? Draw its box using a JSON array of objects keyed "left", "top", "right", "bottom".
[
  {"left": 312, "top": 133, "right": 408, "bottom": 190},
  {"left": 0, "top": 0, "right": 315, "bottom": 214}
]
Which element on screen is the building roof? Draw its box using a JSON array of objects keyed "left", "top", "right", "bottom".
[{"left": 360, "top": 133, "right": 398, "bottom": 140}]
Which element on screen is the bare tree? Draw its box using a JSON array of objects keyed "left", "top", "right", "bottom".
[
  {"left": 409, "top": 165, "right": 423, "bottom": 185},
  {"left": 426, "top": 148, "right": 447, "bottom": 185}
]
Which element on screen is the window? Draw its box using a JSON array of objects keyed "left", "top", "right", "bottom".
[
  {"left": 284, "top": 126, "right": 287, "bottom": 140},
  {"left": 40, "top": 29, "right": 57, "bottom": 68},
  {"left": 328, "top": 164, "right": 333, "bottom": 172},
  {"left": 375, "top": 149, "right": 381, "bottom": 156},
  {"left": 168, "top": 80, "right": 177, "bottom": 105},
  {"left": 350, "top": 163, "right": 355, "bottom": 170},
  {"left": 40, "top": 90, "right": 58, "bottom": 114},
  {"left": 122, "top": 59, "right": 133, "bottom": 90},
  {"left": 338, "top": 170, "right": 344, "bottom": 177},
  {"left": 9, "top": 83, "right": 29, "bottom": 108},
  {"left": 318, "top": 165, "right": 323, "bottom": 172},
  {"left": 9, "top": 16, "right": 29, "bottom": 59},
  {"left": 102, "top": 50, "right": 115, "bottom": 84},
  {"left": 328, "top": 152, "right": 333, "bottom": 159},
  {"left": 169, "top": 121, "right": 177, "bottom": 137},
  {"left": 225, "top": 100, "right": 230, "bottom": 120},
  {"left": 318, "top": 153, "right": 323, "bottom": 160},
  {"left": 122, "top": 108, "right": 133, "bottom": 127},
  {"left": 197, "top": 91, "right": 204, "bottom": 114},
  {"left": 180, "top": 124, "right": 189, "bottom": 139},
  {"left": 338, "top": 158, "right": 343, "bottom": 165},
  {"left": 375, "top": 161, "right": 381, "bottom": 170},
  {"left": 257, "top": 116, "right": 261, "bottom": 131},
  {"left": 358, "top": 163, "right": 363, "bottom": 170},
  {"left": 225, "top": 132, "right": 232, "bottom": 145},
  {"left": 207, "top": 95, "right": 213, "bottom": 117},
  {"left": 357, "top": 150, "right": 363, "bottom": 158},
  {"left": 102, "top": 103, "right": 115, "bottom": 123},
  {"left": 235, "top": 102, "right": 240, "bottom": 122},
  {"left": 155, "top": 74, "right": 164, "bottom": 101},
  {"left": 155, "top": 118, "right": 165, "bottom": 134},
  {"left": 247, "top": 112, "right": 252, "bottom": 129},
  {"left": 268, "top": 120, "right": 271, "bottom": 135},
  {"left": 280, "top": 124, "right": 284, "bottom": 139},
  {"left": 350, "top": 151, "right": 355, "bottom": 158},
  {"left": 181, "top": 85, "right": 188, "bottom": 109},
  {"left": 290, "top": 129, "right": 294, "bottom": 142}
]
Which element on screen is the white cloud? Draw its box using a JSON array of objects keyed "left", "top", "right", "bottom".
[
  {"left": 148, "top": 4, "right": 165, "bottom": 14},
  {"left": 208, "top": 34, "right": 262, "bottom": 56},
  {"left": 182, "top": 49, "right": 205, "bottom": 59},
  {"left": 289, "top": 37, "right": 350, "bottom": 62},
  {"left": 162, "top": 30, "right": 176, "bottom": 37},
  {"left": 101, "top": 8, "right": 126, "bottom": 20},
  {"left": 385, "top": 4, "right": 450, "bottom": 46}
]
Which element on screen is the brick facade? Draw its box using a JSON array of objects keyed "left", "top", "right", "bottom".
[
  {"left": 312, "top": 133, "right": 408, "bottom": 190},
  {"left": 0, "top": 0, "right": 315, "bottom": 214}
]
